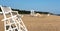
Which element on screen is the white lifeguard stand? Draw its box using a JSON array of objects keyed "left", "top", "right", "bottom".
[
  {"left": 0, "top": 5, "right": 28, "bottom": 31},
  {"left": 30, "top": 10, "right": 35, "bottom": 16},
  {"left": 30, "top": 10, "right": 41, "bottom": 16}
]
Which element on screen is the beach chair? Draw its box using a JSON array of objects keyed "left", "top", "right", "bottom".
[
  {"left": 47, "top": 14, "right": 50, "bottom": 16},
  {"left": 0, "top": 6, "right": 28, "bottom": 31}
]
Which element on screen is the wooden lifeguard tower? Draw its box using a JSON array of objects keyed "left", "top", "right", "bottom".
[{"left": 0, "top": 5, "right": 28, "bottom": 31}]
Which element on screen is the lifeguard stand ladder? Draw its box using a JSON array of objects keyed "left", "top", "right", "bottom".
[{"left": 0, "top": 6, "right": 28, "bottom": 31}]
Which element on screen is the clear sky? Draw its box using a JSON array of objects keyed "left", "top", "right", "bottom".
[{"left": 0, "top": 0, "right": 60, "bottom": 14}]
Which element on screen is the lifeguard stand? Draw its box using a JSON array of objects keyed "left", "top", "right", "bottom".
[
  {"left": 0, "top": 5, "right": 28, "bottom": 31},
  {"left": 30, "top": 10, "right": 35, "bottom": 16}
]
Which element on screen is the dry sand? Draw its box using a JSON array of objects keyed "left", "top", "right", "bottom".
[{"left": 0, "top": 14, "right": 60, "bottom": 31}]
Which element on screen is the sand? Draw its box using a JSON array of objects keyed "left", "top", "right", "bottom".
[{"left": 0, "top": 14, "right": 60, "bottom": 31}]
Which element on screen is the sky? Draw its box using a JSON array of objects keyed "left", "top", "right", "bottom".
[{"left": 0, "top": 0, "right": 60, "bottom": 14}]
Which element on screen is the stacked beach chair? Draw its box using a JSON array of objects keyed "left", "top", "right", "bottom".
[{"left": 0, "top": 6, "right": 28, "bottom": 31}]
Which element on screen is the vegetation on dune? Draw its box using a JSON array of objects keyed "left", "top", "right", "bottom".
[
  {"left": 12, "top": 8, "right": 53, "bottom": 14},
  {"left": 0, "top": 7, "right": 58, "bottom": 15},
  {"left": 12, "top": 9, "right": 30, "bottom": 14},
  {"left": 0, "top": 8, "right": 2, "bottom": 12}
]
